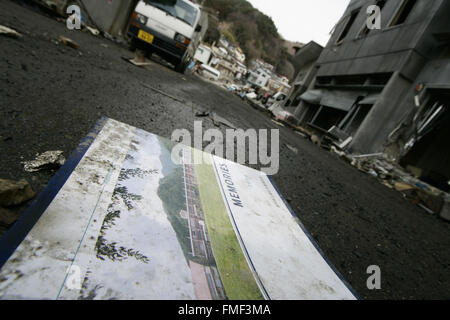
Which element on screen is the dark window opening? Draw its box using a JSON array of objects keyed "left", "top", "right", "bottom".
[
  {"left": 290, "top": 89, "right": 304, "bottom": 107},
  {"left": 336, "top": 9, "right": 361, "bottom": 44},
  {"left": 316, "top": 76, "right": 333, "bottom": 85},
  {"left": 291, "top": 95, "right": 302, "bottom": 107},
  {"left": 358, "top": 0, "right": 387, "bottom": 37},
  {"left": 334, "top": 75, "right": 367, "bottom": 86},
  {"left": 400, "top": 93, "right": 450, "bottom": 192},
  {"left": 340, "top": 104, "right": 373, "bottom": 136},
  {"left": 368, "top": 73, "right": 392, "bottom": 85},
  {"left": 312, "top": 107, "right": 347, "bottom": 131},
  {"left": 300, "top": 104, "right": 318, "bottom": 124},
  {"left": 390, "top": 0, "right": 417, "bottom": 27}
]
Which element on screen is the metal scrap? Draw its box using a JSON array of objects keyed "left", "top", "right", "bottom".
[
  {"left": 0, "top": 25, "right": 22, "bottom": 39},
  {"left": 285, "top": 144, "right": 298, "bottom": 154},
  {"left": 85, "top": 26, "right": 100, "bottom": 36},
  {"left": 59, "top": 36, "right": 79, "bottom": 49}
]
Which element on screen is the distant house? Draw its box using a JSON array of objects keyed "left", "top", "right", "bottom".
[
  {"left": 247, "top": 68, "right": 271, "bottom": 88},
  {"left": 235, "top": 61, "right": 247, "bottom": 80},
  {"left": 252, "top": 59, "right": 275, "bottom": 73},
  {"left": 218, "top": 36, "right": 230, "bottom": 49},
  {"left": 216, "top": 58, "right": 236, "bottom": 80},
  {"left": 268, "top": 75, "right": 291, "bottom": 94},
  {"left": 234, "top": 47, "right": 246, "bottom": 64}
]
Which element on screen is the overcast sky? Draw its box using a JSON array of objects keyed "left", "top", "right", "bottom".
[{"left": 246, "top": 0, "right": 351, "bottom": 46}]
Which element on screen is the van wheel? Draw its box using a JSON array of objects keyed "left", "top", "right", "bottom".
[
  {"left": 175, "top": 60, "right": 187, "bottom": 74},
  {"left": 129, "top": 38, "right": 137, "bottom": 52}
]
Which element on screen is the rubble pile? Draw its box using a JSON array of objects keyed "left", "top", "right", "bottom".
[
  {"left": 268, "top": 111, "right": 450, "bottom": 223},
  {"left": 330, "top": 150, "right": 450, "bottom": 222}
]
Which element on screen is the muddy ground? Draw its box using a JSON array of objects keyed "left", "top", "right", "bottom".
[{"left": 1, "top": 0, "right": 449, "bottom": 300}]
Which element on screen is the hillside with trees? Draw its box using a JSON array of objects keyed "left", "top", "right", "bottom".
[{"left": 203, "top": 0, "right": 295, "bottom": 79}]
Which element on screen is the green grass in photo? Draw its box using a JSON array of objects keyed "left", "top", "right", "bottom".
[{"left": 194, "top": 151, "right": 264, "bottom": 300}]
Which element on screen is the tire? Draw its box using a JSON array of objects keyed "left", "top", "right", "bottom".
[
  {"left": 129, "top": 37, "right": 137, "bottom": 52},
  {"left": 175, "top": 60, "right": 187, "bottom": 74},
  {"left": 145, "top": 50, "right": 153, "bottom": 60}
]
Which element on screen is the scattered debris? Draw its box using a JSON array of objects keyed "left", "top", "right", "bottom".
[
  {"left": 418, "top": 204, "right": 434, "bottom": 215},
  {"left": 0, "top": 25, "right": 22, "bottom": 39},
  {"left": 335, "top": 137, "right": 353, "bottom": 150},
  {"left": 142, "top": 83, "right": 186, "bottom": 104},
  {"left": 416, "top": 190, "right": 444, "bottom": 215},
  {"left": 331, "top": 151, "right": 449, "bottom": 219},
  {"left": 368, "top": 169, "right": 378, "bottom": 178},
  {"left": 394, "top": 182, "right": 415, "bottom": 192},
  {"left": 406, "top": 165, "right": 422, "bottom": 178},
  {"left": 211, "top": 113, "right": 237, "bottom": 129},
  {"left": 123, "top": 56, "right": 152, "bottom": 67},
  {"left": 440, "top": 198, "right": 450, "bottom": 222},
  {"left": 271, "top": 120, "right": 285, "bottom": 127},
  {"left": 351, "top": 153, "right": 384, "bottom": 159},
  {"left": 85, "top": 26, "right": 100, "bottom": 36},
  {"left": 59, "top": 36, "right": 79, "bottom": 49},
  {"left": 330, "top": 146, "right": 346, "bottom": 157},
  {"left": 311, "top": 135, "right": 321, "bottom": 146},
  {"left": 195, "top": 111, "right": 210, "bottom": 118},
  {"left": 276, "top": 111, "right": 294, "bottom": 122},
  {"left": 22, "top": 151, "right": 66, "bottom": 173},
  {"left": 0, "top": 179, "right": 36, "bottom": 207},
  {"left": 123, "top": 49, "right": 152, "bottom": 67},
  {"left": 285, "top": 144, "right": 298, "bottom": 154},
  {"left": 102, "top": 32, "right": 115, "bottom": 41}
]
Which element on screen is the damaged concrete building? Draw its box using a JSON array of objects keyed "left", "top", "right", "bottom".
[
  {"left": 284, "top": 41, "right": 323, "bottom": 109},
  {"left": 290, "top": 0, "right": 450, "bottom": 192}
]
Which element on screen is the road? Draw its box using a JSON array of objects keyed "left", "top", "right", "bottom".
[{"left": 1, "top": 0, "right": 449, "bottom": 300}]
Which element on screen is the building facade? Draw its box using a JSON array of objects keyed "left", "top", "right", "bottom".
[
  {"left": 293, "top": 0, "right": 450, "bottom": 191},
  {"left": 267, "top": 76, "right": 291, "bottom": 95},
  {"left": 247, "top": 68, "right": 272, "bottom": 88},
  {"left": 283, "top": 41, "right": 323, "bottom": 109}
]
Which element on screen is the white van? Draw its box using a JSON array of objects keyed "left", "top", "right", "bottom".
[
  {"left": 128, "top": 0, "right": 204, "bottom": 73},
  {"left": 199, "top": 64, "right": 220, "bottom": 81},
  {"left": 266, "top": 92, "right": 287, "bottom": 107}
]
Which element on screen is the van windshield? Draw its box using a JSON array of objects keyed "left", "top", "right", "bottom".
[{"left": 143, "top": 0, "right": 198, "bottom": 27}]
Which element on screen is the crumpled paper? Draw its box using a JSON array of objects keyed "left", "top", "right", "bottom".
[{"left": 22, "top": 151, "right": 66, "bottom": 172}]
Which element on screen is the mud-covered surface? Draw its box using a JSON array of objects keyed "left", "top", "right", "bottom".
[{"left": 1, "top": 0, "right": 449, "bottom": 300}]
